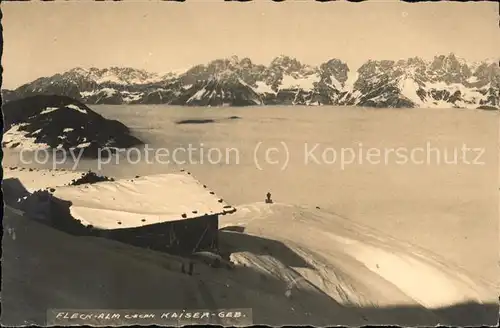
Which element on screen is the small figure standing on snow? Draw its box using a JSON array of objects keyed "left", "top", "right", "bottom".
[{"left": 265, "top": 192, "right": 273, "bottom": 204}]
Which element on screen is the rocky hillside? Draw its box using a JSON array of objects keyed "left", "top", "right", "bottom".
[
  {"left": 3, "top": 54, "right": 498, "bottom": 109},
  {"left": 2, "top": 95, "right": 143, "bottom": 158}
]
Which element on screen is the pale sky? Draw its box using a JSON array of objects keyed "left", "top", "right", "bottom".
[{"left": 2, "top": 1, "right": 499, "bottom": 89}]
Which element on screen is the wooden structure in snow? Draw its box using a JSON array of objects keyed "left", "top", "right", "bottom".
[{"left": 43, "top": 171, "right": 236, "bottom": 255}]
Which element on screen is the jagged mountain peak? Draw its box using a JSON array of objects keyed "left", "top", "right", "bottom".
[
  {"left": 394, "top": 57, "right": 428, "bottom": 71},
  {"left": 318, "top": 59, "right": 350, "bottom": 86},
  {"left": 40, "top": 66, "right": 163, "bottom": 86},
  {"left": 406, "top": 56, "right": 427, "bottom": 65},
  {"left": 68, "top": 67, "right": 89, "bottom": 75},
  {"left": 358, "top": 59, "right": 396, "bottom": 73},
  {"left": 430, "top": 53, "right": 470, "bottom": 73},
  {"left": 270, "top": 56, "right": 301, "bottom": 70}
]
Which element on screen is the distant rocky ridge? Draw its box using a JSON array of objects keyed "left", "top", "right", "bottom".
[
  {"left": 2, "top": 54, "right": 499, "bottom": 109},
  {"left": 2, "top": 95, "right": 143, "bottom": 158}
]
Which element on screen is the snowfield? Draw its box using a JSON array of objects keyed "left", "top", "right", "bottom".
[
  {"left": 220, "top": 202, "right": 495, "bottom": 309},
  {"left": 280, "top": 73, "right": 319, "bottom": 91},
  {"left": 2, "top": 123, "right": 51, "bottom": 151}
]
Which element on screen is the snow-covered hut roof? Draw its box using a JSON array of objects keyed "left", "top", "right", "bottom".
[{"left": 50, "top": 171, "right": 236, "bottom": 230}]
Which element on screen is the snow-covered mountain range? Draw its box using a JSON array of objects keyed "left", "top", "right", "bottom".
[{"left": 3, "top": 54, "right": 499, "bottom": 109}]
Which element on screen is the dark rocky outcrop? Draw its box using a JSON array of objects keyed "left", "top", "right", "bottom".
[{"left": 2, "top": 95, "right": 143, "bottom": 158}]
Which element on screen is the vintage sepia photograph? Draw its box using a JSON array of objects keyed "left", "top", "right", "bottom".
[{"left": 1, "top": 0, "right": 499, "bottom": 326}]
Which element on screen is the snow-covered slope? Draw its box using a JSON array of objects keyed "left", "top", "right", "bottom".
[
  {"left": 220, "top": 202, "right": 496, "bottom": 307},
  {"left": 5, "top": 54, "right": 499, "bottom": 109},
  {"left": 2, "top": 95, "right": 143, "bottom": 157},
  {"left": 219, "top": 202, "right": 498, "bottom": 325}
]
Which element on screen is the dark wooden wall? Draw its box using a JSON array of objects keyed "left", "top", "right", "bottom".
[
  {"left": 107, "top": 215, "right": 219, "bottom": 255},
  {"left": 48, "top": 196, "right": 219, "bottom": 255}
]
